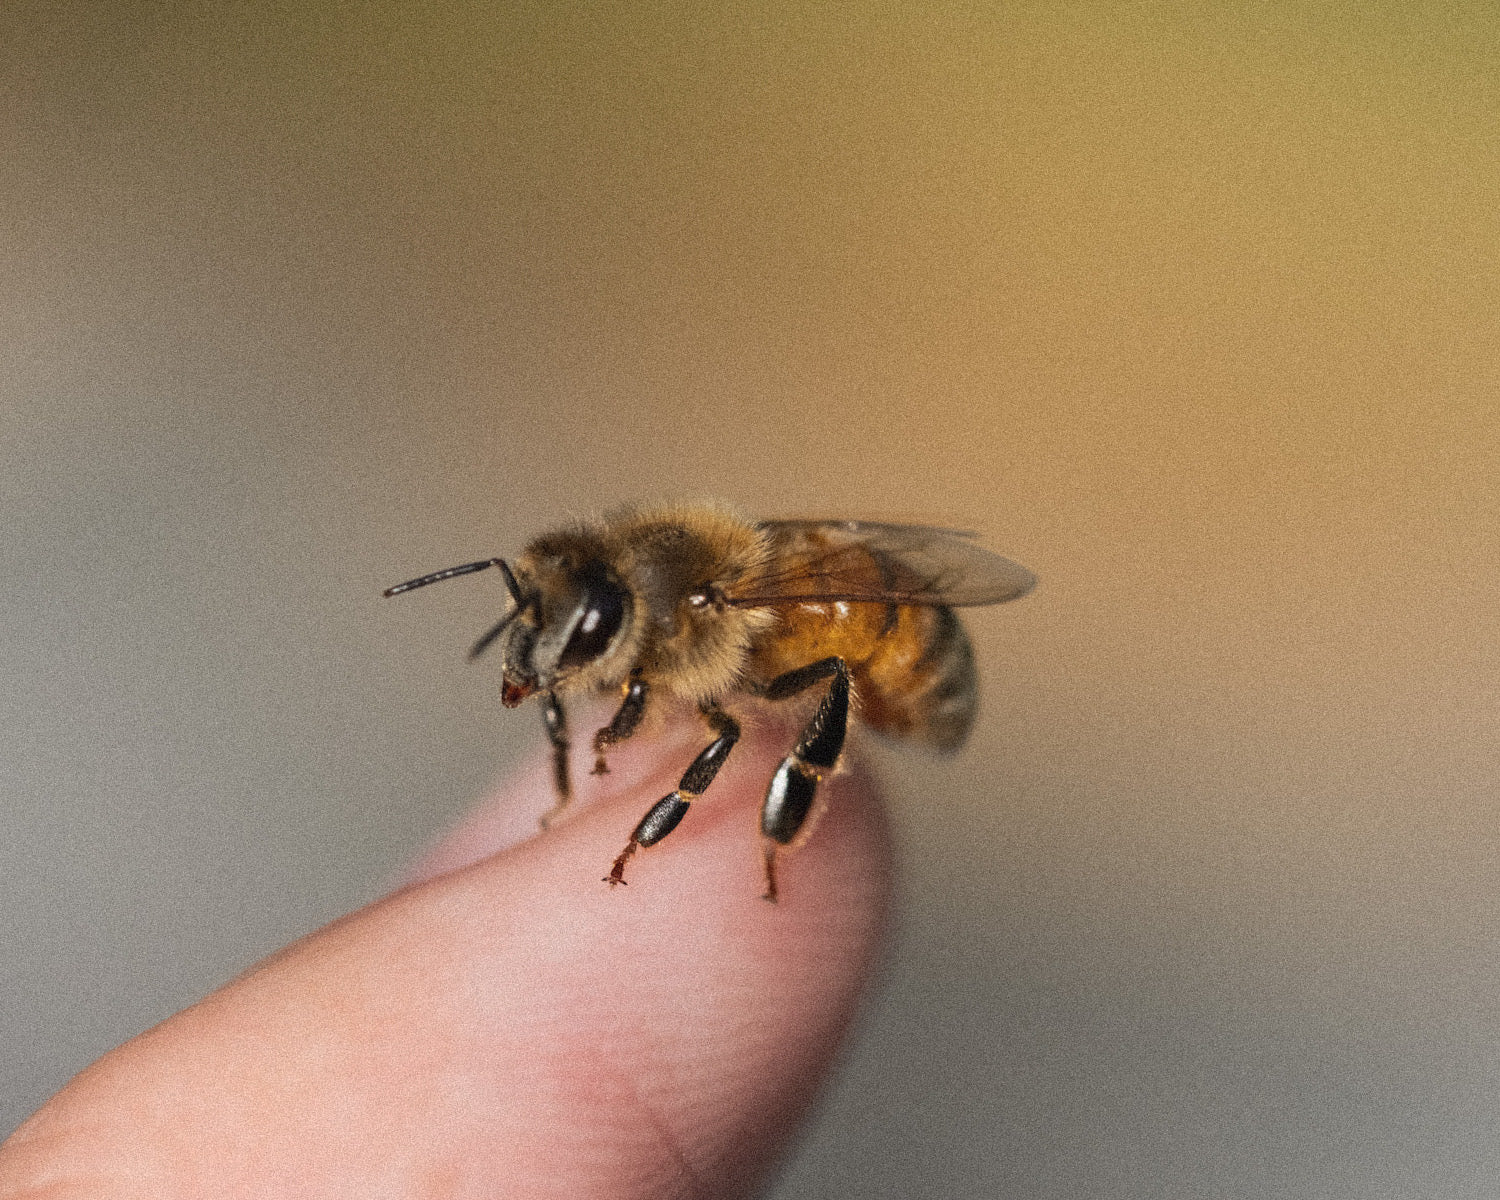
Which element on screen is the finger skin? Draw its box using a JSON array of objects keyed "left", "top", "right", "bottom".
[{"left": 0, "top": 716, "right": 891, "bottom": 1200}]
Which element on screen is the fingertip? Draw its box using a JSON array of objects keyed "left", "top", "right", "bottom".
[{"left": 437, "top": 713, "right": 891, "bottom": 1194}]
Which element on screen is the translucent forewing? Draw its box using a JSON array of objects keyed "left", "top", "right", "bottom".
[{"left": 723, "top": 520, "right": 1036, "bottom": 608}]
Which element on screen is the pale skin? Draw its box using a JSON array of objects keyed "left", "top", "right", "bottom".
[{"left": 0, "top": 713, "right": 891, "bottom": 1200}]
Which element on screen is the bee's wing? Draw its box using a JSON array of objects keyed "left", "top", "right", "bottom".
[{"left": 723, "top": 519, "right": 1036, "bottom": 608}]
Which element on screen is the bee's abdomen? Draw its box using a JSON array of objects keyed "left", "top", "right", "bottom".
[
  {"left": 855, "top": 605, "right": 976, "bottom": 751},
  {"left": 748, "top": 602, "right": 978, "bottom": 752}
]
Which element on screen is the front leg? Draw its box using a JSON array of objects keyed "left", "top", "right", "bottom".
[
  {"left": 540, "top": 691, "right": 570, "bottom": 829},
  {"left": 606, "top": 704, "right": 740, "bottom": 887},
  {"left": 759, "top": 657, "right": 851, "bottom": 903},
  {"left": 591, "top": 670, "right": 649, "bottom": 775}
]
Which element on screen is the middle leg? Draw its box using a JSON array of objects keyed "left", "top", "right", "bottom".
[{"left": 606, "top": 703, "right": 740, "bottom": 887}]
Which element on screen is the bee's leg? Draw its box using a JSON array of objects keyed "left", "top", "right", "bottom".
[
  {"left": 759, "top": 657, "right": 851, "bottom": 903},
  {"left": 591, "top": 670, "right": 649, "bottom": 775},
  {"left": 539, "top": 691, "right": 570, "bottom": 829},
  {"left": 606, "top": 704, "right": 739, "bottom": 887}
]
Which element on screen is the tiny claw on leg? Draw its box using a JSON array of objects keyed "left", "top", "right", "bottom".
[
  {"left": 591, "top": 755, "right": 610, "bottom": 776},
  {"left": 760, "top": 842, "right": 780, "bottom": 904},
  {"left": 606, "top": 839, "right": 639, "bottom": 887},
  {"left": 538, "top": 799, "right": 568, "bottom": 831}
]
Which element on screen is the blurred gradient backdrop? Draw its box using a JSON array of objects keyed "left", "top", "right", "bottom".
[{"left": 4, "top": 3, "right": 1500, "bottom": 1196}]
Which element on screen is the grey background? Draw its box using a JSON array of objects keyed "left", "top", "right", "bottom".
[{"left": 6, "top": 4, "right": 1500, "bottom": 1196}]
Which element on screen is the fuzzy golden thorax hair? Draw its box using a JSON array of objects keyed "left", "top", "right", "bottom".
[{"left": 506, "top": 504, "right": 777, "bottom": 704}]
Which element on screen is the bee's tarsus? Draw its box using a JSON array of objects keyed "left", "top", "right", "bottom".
[
  {"left": 607, "top": 840, "right": 639, "bottom": 886},
  {"left": 761, "top": 843, "right": 780, "bottom": 903}
]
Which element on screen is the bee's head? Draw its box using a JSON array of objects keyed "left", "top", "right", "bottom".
[
  {"left": 495, "top": 557, "right": 631, "bottom": 704},
  {"left": 382, "top": 546, "right": 633, "bottom": 706}
]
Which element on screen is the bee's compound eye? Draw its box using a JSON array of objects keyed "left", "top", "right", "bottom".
[{"left": 559, "top": 572, "right": 627, "bottom": 670}]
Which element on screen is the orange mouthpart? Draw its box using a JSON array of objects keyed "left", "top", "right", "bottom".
[{"left": 501, "top": 679, "right": 536, "bottom": 708}]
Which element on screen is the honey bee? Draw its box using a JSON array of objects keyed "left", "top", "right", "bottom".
[{"left": 384, "top": 503, "right": 1034, "bottom": 900}]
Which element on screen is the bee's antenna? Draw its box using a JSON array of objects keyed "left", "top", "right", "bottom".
[
  {"left": 496, "top": 558, "right": 523, "bottom": 604},
  {"left": 467, "top": 606, "right": 524, "bottom": 660},
  {"left": 383, "top": 557, "right": 522, "bottom": 601}
]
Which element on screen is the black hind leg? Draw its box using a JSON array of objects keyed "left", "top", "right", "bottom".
[{"left": 759, "top": 657, "right": 851, "bottom": 902}]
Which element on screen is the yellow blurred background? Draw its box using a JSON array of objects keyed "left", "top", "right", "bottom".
[{"left": 4, "top": 3, "right": 1498, "bottom": 1194}]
